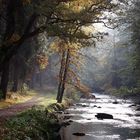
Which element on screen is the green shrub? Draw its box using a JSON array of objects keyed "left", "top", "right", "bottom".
[
  {"left": 107, "top": 86, "right": 140, "bottom": 96},
  {"left": 5, "top": 106, "right": 61, "bottom": 140}
]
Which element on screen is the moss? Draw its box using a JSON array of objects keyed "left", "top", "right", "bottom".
[{"left": 48, "top": 103, "right": 65, "bottom": 112}]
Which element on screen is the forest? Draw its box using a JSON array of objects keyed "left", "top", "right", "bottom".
[{"left": 0, "top": 0, "right": 140, "bottom": 140}]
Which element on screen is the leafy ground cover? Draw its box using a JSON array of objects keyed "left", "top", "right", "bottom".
[{"left": 0, "top": 89, "right": 73, "bottom": 140}]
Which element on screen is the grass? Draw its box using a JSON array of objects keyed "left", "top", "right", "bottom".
[
  {"left": 1, "top": 90, "right": 72, "bottom": 140},
  {"left": 0, "top": 88, "right": 76, "bottom": 140},
  {"left": 35, "top": 89, "right": 57, "bottom": 107},
  {"left": 0, "top": 91, "right": 58, "bottom": 109},
  {"left": 0, "top": 90, "right": 37, "bottom": 109},
  {"left": 0, "top": 88, "right": 59, "bottom": 109},
  {"left": 38, "top": 92, "right": 56, "bottom": 107},
  {"left": 0, "top": 87, "right": 77, "bottom": 109},
  {"left": 4, "top": 106, "right": 61, "bottom": 140}
]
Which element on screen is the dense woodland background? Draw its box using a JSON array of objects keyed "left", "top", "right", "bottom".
[
  {"left": 1, "top": 0, "right": 140, "bottom": 140},
  {"left": 0, "top": 0, "right": 140, "bottom": 103}
]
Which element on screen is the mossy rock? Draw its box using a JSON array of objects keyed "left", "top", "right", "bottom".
[{"left": 48, "top": 103, "right": 65, "bottom": 112}]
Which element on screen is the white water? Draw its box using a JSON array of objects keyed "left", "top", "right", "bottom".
[{"left": 61, "top": 93, "right": 140, "bottom": 140}]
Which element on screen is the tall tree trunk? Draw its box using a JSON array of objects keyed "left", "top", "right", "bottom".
[
  {"left": 0, "top": 0, "right": 16, "bottom": 99},
  {"left": 12, "top": 75, "right": 18, "bottom": 92},
  {"left": 57, "top": 49, "right": 70, "bottom": 103},
  {"left": 12, "top": 68, "right": 19, "bottom": 92},
  {"left": 56, "top": 51, "right": 65, "bottom": 101},
  {"left": 11, "top": 56, "right": 20, "bottom": 92},
  {"left": 30, "top": 72, "right": 36, "bottom": 89},
  {"left": 0, "top": 60, "right": 10, "bottom": 100}
]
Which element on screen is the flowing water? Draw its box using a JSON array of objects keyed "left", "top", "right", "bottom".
[{"left": 60, "top": 93, "right": 140, "bottom": 140}]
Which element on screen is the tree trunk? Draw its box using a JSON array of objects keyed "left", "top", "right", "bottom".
[
  {"left": 57, "top": 49, "right": 70, "bottom": 103},
  {"left": 56, "top": 51, "right": 65, "bottom": 101},
  {"left": 0, "top": 60, "right": 10, "bottom": 100},
  {"left": 11, "top": 71, "right": 19, "bottom": 92},
  {"left": 11, "top": 57, "right": 20, "bottom": 92},
  {"left": 30, "top": 73, "right": 36, "bottom": 89}
]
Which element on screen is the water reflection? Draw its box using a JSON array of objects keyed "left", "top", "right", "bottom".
[{"left": 61, "top": 93, "right": 140, "bottom": 140}]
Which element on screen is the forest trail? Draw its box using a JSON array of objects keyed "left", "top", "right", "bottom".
[
  {"left": 0, "top": 96, "right": 40, "bottom": 124},
  {"left": 0, "top": 96, "right": 39, "bottom": 120},
  {"left": 0, "top": 94, "right": 46, "bottom": 122}
]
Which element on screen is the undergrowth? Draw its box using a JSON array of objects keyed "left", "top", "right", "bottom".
[{"left": 4, "top": 103, "right": 67, "bottom": 140}]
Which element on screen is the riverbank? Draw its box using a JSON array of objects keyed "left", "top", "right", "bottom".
[
  {"left": 0, "top": 99, "right": 73, "bottom": 140},
  {"left": 0, "top": 88, "right": 75, "bottom": 140},
  {"left": 103, "top": 87, "right": 140, "bottom": 104},
  {"left": 106, "top": 91, "right": 140, "bottom": 104}
]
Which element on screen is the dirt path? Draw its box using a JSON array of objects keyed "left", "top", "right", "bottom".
[{"left": 0, "top": 95, "right": 44, "bottom": 120}]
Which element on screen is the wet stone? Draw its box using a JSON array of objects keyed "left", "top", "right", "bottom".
[
  {"left": 55, "top": 111, "right": 64, "bottom": 114},
  {"left": 129, "top": 104, "right": 137, "bottom": 107},
  {"left": 82, "top": 104, "right": 89, "bottom": 107},
  {"left": 136, "top": 107, "right": 140, "bottom": 111},
  {"left": 135, "top": 114, "right": 140, "bottom": 117},
  {"left": 98, "top": 106, "right": 102, "bottom": 108},
  {"left": 64, "top": 112, "right": 70, "bottom": 114},
  {"left": 80, "top": 94, "right": 96, "bottom": 99},
  {"left": 64, "top": 115, "right": 73, "bottom": 120},
  {"left": 68, "top": 120, "right": 73, "bottom": 123},
  {"left": 62, "top": 121, "right": 71, "bottom": 127},
  {"left": 60, "top": 93, "right": 140, "bottom": 140},
  {"left": 75, "top": 103, "right": 83, "bottom": 106},
  {"left": 95, "top": 113, "right": 113, "bottom": 119},
  {"left": 87, "top": 118, "right": 91, "bottom": 120},
  {"left": 73, "top": 132, "right": 85, "bottom": 136},
  {"left": 75, "top": 103, "right": 89, "bottom": 107},
  {"left": 113, "top": 100, "right": 119, "bottom": 104}
]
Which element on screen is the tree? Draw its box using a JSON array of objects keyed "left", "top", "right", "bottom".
[
  {"left": 128, "top": 0, "right": 140, "bottom": 88},
  {"left": 118, "top": 0, "right": 140, "bottom": 91},
  {"left": 0, "top": 0, "right": 115, "bottom": 99},
  {"left": 51, "top": 39, "right": 91, "bottom": 103}
]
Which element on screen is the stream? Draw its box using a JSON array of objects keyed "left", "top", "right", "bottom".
[{"left": 60, "top": 93, "right": 140, "bottom": 140}]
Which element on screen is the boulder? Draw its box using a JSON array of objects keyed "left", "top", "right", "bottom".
[
  {"left": 55, "top": 111, "right": 64, "bottom": 114},
  {"left": 76, "top": 103, "right": 83, "bottom": 106},
  {"left": 68, "top": 120, "right": 73, "bottom": 123},
  {"left": 80, "top": 94, "right": 87, "bottom": 99},
  {"left": 64, "top": 112, "right": 70, "bottom": 114},
  {"left": 113, "top": 100, "right": 119, "bottom": 104},
  {"left": 97, "top": 106, "right": 102, "bottom": 108},
  {"left": 80, "top": 94, "right": 96, "bottom": 99},
  {"left": 87, "top": 118, "right": 91, "bottom": 120},
  {"left": 95, "top": 113, "right": 113, "bottom": 119},
  {"left": 136, "top": 107, "right": 140, "bottom": 111},
  {"left": 129, "top": 104, "right": 137, "bottom": 107},
  {"left": 82, "top": 104, "right": 89, "bottom": 107},
  {"left": 73, "top": 133, "right": 85, "bottom": 136},
  {"left": 64, "top": 115, "right": 73, "bottom": 120},
  {"left": 61, "top": 121, "right": 71, "bottom": 127},
  {"left": 75, "top": 103, "right": 89, "bottom": 107},
  {"left": 89, "top": 94, "right": 96, "bottom": 99}
]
